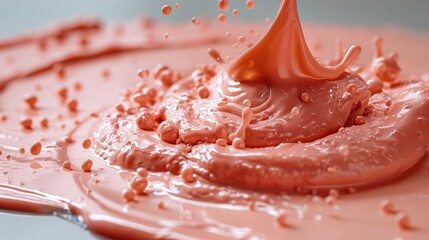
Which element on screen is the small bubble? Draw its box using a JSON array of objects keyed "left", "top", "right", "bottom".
[
  {"left": 67, "top": 99, "right": 78, "bottom": 112},
  {"left": 20, "top": 117, "right": 33, "bottom": 130},
  {"left": 218, "top": 14, "right": 227, "bottom": 23},
  {"left": 81, "top": 159, "right": 93, "bottom": 172},
  {"left": 191, "top": 17, "right": 200, "bottom": 25},
  {"left": 246, "top": 0, "right": 255, "bottom": 9},
  {"left": 324, "top": 195, "right": 337, "bottom": 206},
  {"left": 300, "top": 93, "right": 310, "bottom": 103},
  {"left": 238, "top": 36, "right": 246, "bottom": 43},
  {"left": 82, "top": 139, "right": 92, "bottom": 149},
  {"left": 181, "top": 167, "right": 196, "bottom": 183},
  {"left": 122, "top": 189, "right": 136, "bottom": 202},
  {"left": 63, "top": 161, "right": 72, "bottom": 170},
  {"left": 380, "top": 200, "right": 396, "bottom": 214},
  {"left": 137, "top": 68, "right": 150, "bottom": 79},
  {"left": 276, "top": 213, "right": 288, "bottom": 227},
  {"left": 395, "top": 213, "right": 411, "bottom": 230},
  {"left": 161, "top": 5, "right": 172, "bottom": 16},
  {"left": 218, "top": 0, "right": 229, "bottom": 11},
  {"left": 24, "top": 94, "right": 38, "bottom": 110},
  {"left": 198, "top": 86, "right": 210, "bottom": 99},
  {"left": 130, "top": 176, "right": 148, "bottom": 194},
  {"left": 30, "top": 141, "right": 42, "bottom": 156}
]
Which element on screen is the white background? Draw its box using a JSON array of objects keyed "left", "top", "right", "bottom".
[{"left": 0, "top": 0, "right": 428, "bottom": 36}]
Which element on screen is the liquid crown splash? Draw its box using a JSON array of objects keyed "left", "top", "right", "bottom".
[{"left": 227, "top": 0, "right": 361, "bottom": 83}]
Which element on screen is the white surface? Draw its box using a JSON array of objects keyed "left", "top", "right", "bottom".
[
  {"left": 0, "top": 0, "right": 428, "bottom": 36},
  {"left": 0, "top": 212, "right": 93, "bottom": 240},
  {"left": 0, "top": 0, "right": 428, "bottom": 239}
]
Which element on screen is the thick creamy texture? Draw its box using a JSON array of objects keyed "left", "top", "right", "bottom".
[{"left": 1, "top": 1, "right": 429, "bottom": 239}]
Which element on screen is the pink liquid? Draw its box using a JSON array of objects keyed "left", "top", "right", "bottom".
[{"left": 0, "top": 1, "right": 429, "bottom": 239}]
